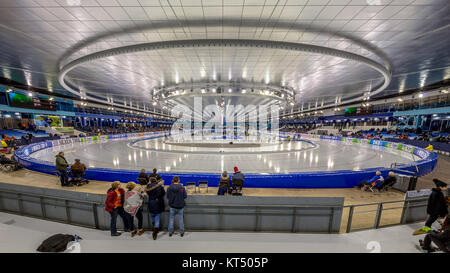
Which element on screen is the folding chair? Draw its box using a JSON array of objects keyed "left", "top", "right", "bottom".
[
  {"left": 198, "top": 181, "right": 208, "bottom": 193},
  {"left": 185, "top": 182, "right": 197, "bottom": 193}
]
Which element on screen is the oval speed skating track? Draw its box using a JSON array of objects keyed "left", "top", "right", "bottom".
[{"left": 29, "top": 136, "right": 416, "bottom": 175}]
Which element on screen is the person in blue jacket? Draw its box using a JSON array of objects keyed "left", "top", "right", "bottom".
[
  {"left": 167, "top": 176, "right": 187, "bottom": 237},
  {"left": 367, "top": 171, "right": 384, "bottom": 190},
  {"left": 359, "top": 171, "right": 384, "bottom": 191}
]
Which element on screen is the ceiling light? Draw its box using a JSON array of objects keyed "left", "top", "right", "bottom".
[
  {"left": 49, "top": 97, "right": 54, "bottom": 101},
  {"left": 228, "top": 88, "right": 232, "bottom": 93},
  {"left": 28, "top": 92, "right": 33, "bottom": 97},
  {"left": 418, "top": 93, "right": 423, "bottom": 98},
  {"left": 397, "top": 98, "right": 403, "bottom": 102},
  {"left": 152, "top": 101, "right": 157, "bottom": 106},
  {"left": 201, "top": 89, "right": 206, "bottom": 93},
  {"left": 212, "top": 88, "right": 216, "bottom": 93},
  {"left": 242, "top": 89, "right": 246, "bottom": 94}
]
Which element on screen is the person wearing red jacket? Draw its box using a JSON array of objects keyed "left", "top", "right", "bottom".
[{"left": 105, "top": 181, "right": 130, "bottom": 236}]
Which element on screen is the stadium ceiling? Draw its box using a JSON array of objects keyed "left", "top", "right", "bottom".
[{"left": 0, "top": 0, "right": 449, "bottom": 116}]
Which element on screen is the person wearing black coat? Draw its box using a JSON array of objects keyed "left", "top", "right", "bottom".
[
  {"left": 137, "top": 169, "right": 149, "bottom": 185},
  {"left": 146, "top": 177, "right": 165, "bottom": 240},
  {"left": 423, "top": 179, "right": 448, "bottom": 231}
]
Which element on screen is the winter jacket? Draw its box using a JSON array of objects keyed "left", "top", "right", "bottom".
[
  {"left": 70, "top": 162, "right": 86, "bottom": 173},
  {"left": 55, "top": 155, "right": 68, "bottom": 171},
  {"left": 147, "top": 182, "right": 166, "bottom": 214},
  {"left": 427, "top": 188, "right": 448, "bottom": 217},
  {"left": 231, "top": 171, "right": 245, "bottom": 187},
  {"left": 137, "top": 172, "right": 149, "bottom": 185},
  {"left": 124, "top": 189, "right": 144, "bottom": 216},
  {"left": 367, "top": 175, "right": 384, "bottom": 186},
  {"left": 167, "top": 183, "right": 187, "bottom": 209},
  {"left": 105, "top": 187, "right": 125, "bottom": 212},
  {"left": 218, "top": 175, "right": 230, "bottom": 188}
]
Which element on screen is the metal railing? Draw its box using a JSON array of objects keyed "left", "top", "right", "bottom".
[
  {"left": 344, "top": 198, "right": 428, "bottom": 233},
  {"left": 0, "top": 188, "right": 429, "bottom": 234}
]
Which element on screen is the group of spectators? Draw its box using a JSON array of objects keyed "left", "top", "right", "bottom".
[
  {"left": 104, "top": 166, "right": 246, "bottom": 239},
  {"left": 76, "top": 124, "right": 168, "bottom": 137},
  {"left": 310, "top": 126, "right": 450, "bottom": 144},
  {"left": 105, "top": 169, "right": 185, "bottom": 240},
  {"left": 416, "top": 179, "right": 449, "bottom": 253}
]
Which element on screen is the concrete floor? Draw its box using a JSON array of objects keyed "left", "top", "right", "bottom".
[{"left": 0, "top": 212, "right": 435, "bottom": 253}]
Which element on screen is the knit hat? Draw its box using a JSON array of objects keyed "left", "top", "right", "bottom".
[
  {"left": 433, "top": 179, "right": 447, "bottom": 187},
  {"left": 234, "top": 166, "right": 239, "bottom": 172}
]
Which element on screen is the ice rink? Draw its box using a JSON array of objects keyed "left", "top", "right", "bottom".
[{"left": 30, "top": 136, "right": 416, "bottom": 174}]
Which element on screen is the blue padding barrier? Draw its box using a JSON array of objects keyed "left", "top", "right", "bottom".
[{"left": 14, "top": 132, "right": 438, "bottom": 189}]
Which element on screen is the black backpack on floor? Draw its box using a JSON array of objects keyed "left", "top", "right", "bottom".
[{"left": 37, "top": 234, "right": 81, "bottom": 252}]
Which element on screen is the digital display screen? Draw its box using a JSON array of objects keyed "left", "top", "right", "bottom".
[
  {"left": 344, "top": 106, "right": 372, "bottom": 116},
  {"left": 8, "top": 92, "right": 56, "bottom": 111}
]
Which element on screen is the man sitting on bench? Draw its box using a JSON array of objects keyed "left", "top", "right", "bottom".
[{"left": 69, "top": 159, "right": 87, "bottom": 183}]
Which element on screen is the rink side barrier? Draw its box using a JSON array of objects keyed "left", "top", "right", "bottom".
[{"left": 14, "top": 132, "right": 438, "bottom": 189}]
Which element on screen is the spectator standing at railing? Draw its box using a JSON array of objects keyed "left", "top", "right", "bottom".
[
  {"left": 167, "top": 176, "right": 187, "bottom": 237},
  {"left": 55, "top": 152, "right": 69, "bottom": 187},
  {"left": 105, "top": 181, "right": 130, "bottom": 236},
  {"left": 146, "top": 177, "right": 165, "bottom": 240},
  {"left": 123, "top": 182, "right": 145, "bottom": 237}
]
